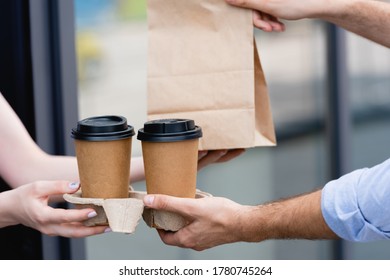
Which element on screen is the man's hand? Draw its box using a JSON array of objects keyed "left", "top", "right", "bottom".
[
  {"left": 143, "top": 194, "right": 250, "bottom": 251},
  {"left": 198, "top": 149, "right": 246, "bottom": 170}
]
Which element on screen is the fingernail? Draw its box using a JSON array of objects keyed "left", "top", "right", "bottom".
[
  {"left": 87, "top": 211, "right": 97, "bottom": 218},
  {"left": 104, "top": 228, "right": 112, "bottom": 233},
  {"left": 69, "top": 182, "right": 80, "bottom": 189},
  {"left": 220, "top": 150, "right": 228, "bottom": 156},
  {"left": 198, "top": 151, "right": 208, "bottom": 160},
  {"left": 144, "top": 195, "right": 155, "bottom": 206}
]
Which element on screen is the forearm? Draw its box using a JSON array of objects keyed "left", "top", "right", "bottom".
[
  {"left": 6, "top": 152, "right": 144, "bottom": 188},
  {"left": 240, "top": 189, "right": 339, "bottom": 242},
  {"left": 2, "top": 149, "right": 78, "bottom": 188},
  {"left": 0, "top": 93, "right": 77, "bottom": 187},
  {"left": 38, "top": 155, "right": 145, "bottom": 184},
  {"left": 320, "top": 0, "right": 390, "bottom": 48},
  {"left": 0, "top": 93, "right": 145, "bottom": 187},
  {"left": 226, "top": 0, "right": 390, "bottom": 47}
]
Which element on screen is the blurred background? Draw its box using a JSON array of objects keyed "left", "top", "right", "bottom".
[{"left": 73, "top": 0, "right": 390, "bottom": 260}]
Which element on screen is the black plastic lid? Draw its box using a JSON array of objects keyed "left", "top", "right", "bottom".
[
  {"left": 71, "top": 115, "right": 135, "bottom": 141},
  {"left": 137, "top": 119, "right": 202, "bottom": 142}
]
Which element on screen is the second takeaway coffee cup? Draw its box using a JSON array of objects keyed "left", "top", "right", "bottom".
[
  {"left": 71, "top": 115, "right": 135, "bottom": 199},
  {"left": 137, "top": 119, "right": 202, "bottom": 198}
]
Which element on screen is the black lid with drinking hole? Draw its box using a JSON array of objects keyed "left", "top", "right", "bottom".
[
  {"left": 71, "top": 115, "right": 135, "bottom": 141},
  {"left": 137, "top": 119, "right": 202, "bottom": 142}
]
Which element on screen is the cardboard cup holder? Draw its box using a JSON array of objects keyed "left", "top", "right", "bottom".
[
  {"left": 141, "top": 190, "right": 212, "bottom": 232},
  {"left": 63, "top": 187, "right": 211, "bottom": 233}
]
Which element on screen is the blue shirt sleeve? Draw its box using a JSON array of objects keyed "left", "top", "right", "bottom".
[{"left": 321, "top": 158, "right": 390, "bottom": 242}]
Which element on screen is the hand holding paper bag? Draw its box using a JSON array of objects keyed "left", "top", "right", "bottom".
[{"left": 147, "top": 0, "right": 276, "bottom": 150}]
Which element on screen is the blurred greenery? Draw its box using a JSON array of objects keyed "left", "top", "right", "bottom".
[
  {"left": 74, "top": 0, "right": 147, "bottom": 82},
  {"left": 116, "top": 0, "right": 147, "bottom": 20},
  {"left": 76, "top": 32, "right": 103, "bottom": 82}
]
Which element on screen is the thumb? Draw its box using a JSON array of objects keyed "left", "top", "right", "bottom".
[
  {"left": 225, "top": 0, "right": 262, "bottom": 10},
  {"left": 34, "top": 181, "right": 80, "bottom": 198},
  {"left": 143, "top": 194, "right": 197, "bottom": 218}
]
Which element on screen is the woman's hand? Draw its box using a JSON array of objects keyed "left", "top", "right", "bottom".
[{"left": 0, "top": 181, "right": 109, "bottom": 238}]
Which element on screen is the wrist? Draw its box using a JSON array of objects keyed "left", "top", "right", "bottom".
[
  {"left": 0, "top": 190, "right": 19, "bottom": 228},
  {"left": 313, "top": 0, "right": 351, "bottom": 20},
  {"left": 237, "top": 205, "right": 272, "bottom": 243}
]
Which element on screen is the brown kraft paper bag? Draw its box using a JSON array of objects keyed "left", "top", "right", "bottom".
[{"left": 146, "top": 0, "right": 276, "bottom": 150}]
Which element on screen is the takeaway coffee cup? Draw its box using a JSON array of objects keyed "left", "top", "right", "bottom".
[
  {"left": 137, "top": 119, "right": 202, "bottom": 198},
  {"left": 71, "top": 115, "right": 135, "bottom": 199}
]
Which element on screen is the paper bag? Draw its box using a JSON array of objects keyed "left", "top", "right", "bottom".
[{"left": 147, "top": 0, "right": 276, "bottom": 150}]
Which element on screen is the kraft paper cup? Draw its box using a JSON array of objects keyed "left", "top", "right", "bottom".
[
  {"left": 137, "top": 119, "right": 202, "bottom": 198},
  {"left": 71, "top": 115, "right": 135, "bottom": 199}
]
